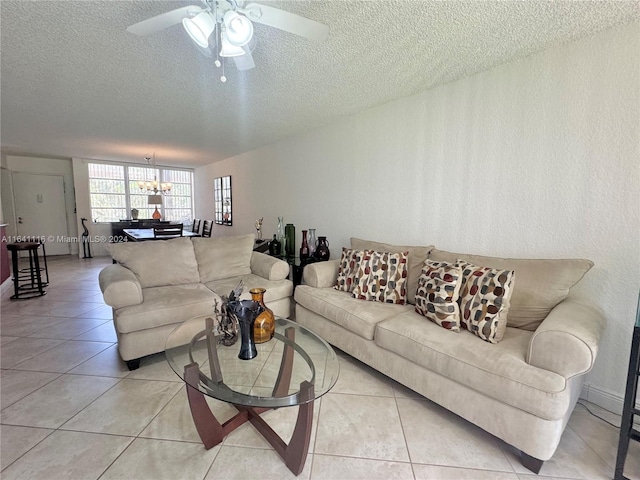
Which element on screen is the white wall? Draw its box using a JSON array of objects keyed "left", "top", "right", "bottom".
[
  {"left": 5, "top": 155, "right": 79, "bottom": 254},
  {"left": 195, "top": 21, "right": 640, "bottom": 412}
]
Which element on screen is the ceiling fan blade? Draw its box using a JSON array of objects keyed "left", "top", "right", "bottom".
[
  {"left": 233, "top": 49, "right": 255, "bottom": 71},
  {"left": 127, "top": 5, "right": 205, "bottom": 36},
  {"left": 240, "top": 3, "right": 329, "bottom": 42}
]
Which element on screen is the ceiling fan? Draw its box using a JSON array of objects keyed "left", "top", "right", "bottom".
[{"left": 127, "top": 0, "right": 329, "bottom": 80}]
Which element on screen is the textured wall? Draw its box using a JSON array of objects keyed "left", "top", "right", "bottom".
[{"left": 195, "top": 21, "right": 640, "bottom": 409}]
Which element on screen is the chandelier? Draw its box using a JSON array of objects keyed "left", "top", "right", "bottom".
[{"left": 138, "top": 153, "right": 172, "bottom": 194}]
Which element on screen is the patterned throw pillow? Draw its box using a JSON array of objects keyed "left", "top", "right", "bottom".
[
  {"left": 334, "top": 248, "right": 362, "bottom": 292},
  {"left": 414, "top": 260, "right": 463, "bottom": 332},
  {"left": 352, "top": 250, "right": 409, "bottom": 304},
  {"left": 457, "top": 260, "right": 515, "bottom": 344}
]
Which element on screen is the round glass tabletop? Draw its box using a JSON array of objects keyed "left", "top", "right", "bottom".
[{"left": 166, "top": 316, "right": 339, "bottom": 408}]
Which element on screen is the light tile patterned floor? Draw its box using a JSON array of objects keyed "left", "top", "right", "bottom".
[{"left": 1, "top": 255, "right": 638, "bottom": 480}]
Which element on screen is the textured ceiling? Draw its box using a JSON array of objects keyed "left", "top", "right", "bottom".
[{"left": 1, "top": 1, "right": 638, "bottom": 168}]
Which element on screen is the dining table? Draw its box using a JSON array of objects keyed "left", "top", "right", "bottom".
[{"left": 122, "top": 228, "right": 200, "bottom": 242}]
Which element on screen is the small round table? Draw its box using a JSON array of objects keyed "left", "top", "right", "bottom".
[{"left": 165, "top": 316, "right": 339, "bottom": 476}]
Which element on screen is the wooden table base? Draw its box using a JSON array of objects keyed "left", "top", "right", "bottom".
[
  {"left": 185, "top": 365, "right": 313, "bottom": 476},
  {"left": 184, "top": 327, "right": 315, "bottom": 477}
]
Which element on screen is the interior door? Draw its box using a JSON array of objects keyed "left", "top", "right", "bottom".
[{"left": 12, "top": 172, "right": 70, "bottom": 255}]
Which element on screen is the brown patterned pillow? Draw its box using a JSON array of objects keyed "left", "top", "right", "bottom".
[
  {"left": 352, "top": 250, "right": 409, "bottom": 304},
  {"left": 457, "top": 260, "right": 515, "bottom": 344},
  {"left": 415, "top": 260, "right": 463, "bottom": 332},
  {"left": 334, "top": 248, "right": 362, "bottom": 292}
]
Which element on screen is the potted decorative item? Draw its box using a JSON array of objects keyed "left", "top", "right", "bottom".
[{"left": 213, "top": 281, "right": 264, "bottom": 359}]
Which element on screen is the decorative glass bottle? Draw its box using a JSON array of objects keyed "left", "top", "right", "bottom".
[
  {"left": 285, "top": 223, "right": 296, "bottom": 257},
  {"left": 300, "top": 230, "right": 309, "bottom": 259},
  {"left": 308, "top": 228, "right": 317, "bottom": 257},
  {"left": 277, "top": 217, "right": 286, "bottom": 253},
  {"left": 268, "top": 234, "right": 281, "bottom": 256},
  {"left": 250, "top": 288, "right": 275, "bottom": 344},
  {"left": 316, "top": 236, "right": 330, "bottom": 260}
]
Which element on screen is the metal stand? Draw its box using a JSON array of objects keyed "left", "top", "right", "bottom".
[
  {"left": 81, "top": 217, "right": 92, "bottom": 258},
  {"left": 615, "top": 321, "right": 640, "bottom": 480}
]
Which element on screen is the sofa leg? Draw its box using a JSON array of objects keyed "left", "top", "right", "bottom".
[
  {"left": 126, "top": 358, "right": 141, "bottom": 371},
  {"left": 521, "top": 452, "right": 544, "bottom": 474}
]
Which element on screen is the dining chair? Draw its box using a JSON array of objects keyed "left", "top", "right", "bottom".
[
  {"left": 153, "top": 224, "right": 184, "bottom": 238},
  {"left": 202, "top": 220, "right": 213, "bottom": 238},
  {"left": 192, "top": 219, "right": 202, "bottom": 234}
]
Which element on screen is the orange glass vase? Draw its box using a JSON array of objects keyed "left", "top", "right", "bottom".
[{"left": 250, "top": 287, "right": 275, "bottom": 344}]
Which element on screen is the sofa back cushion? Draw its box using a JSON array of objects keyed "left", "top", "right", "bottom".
[
  {"left": 106, "top": 237, "right": 200, "bottom": 288},
  {"left": 429, "top": 249, "right": 593, "bottom": 330},
  {"left": 192, "top": 234, "right": 255, "bottom": 283},
  {"left": 350, "top": 238, "right": 433, "bottom": 305}
]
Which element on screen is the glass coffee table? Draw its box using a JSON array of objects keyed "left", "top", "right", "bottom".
[{"left": 166, "top": 316, "right": 339, "bottom": 476}]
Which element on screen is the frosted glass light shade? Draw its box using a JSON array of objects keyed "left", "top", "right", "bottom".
[
  {"left": 223, "top": 11, "right": 253, "bottom": 47},
  {"left": 183, "top": 12, "right": 216, "bottom": 48},
  {"left": 220, "top": 31, "right": 245, "bottom": 57}
]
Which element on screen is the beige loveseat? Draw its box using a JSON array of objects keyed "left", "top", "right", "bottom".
[
  {"left": 294, "top": 237, "right": 605, "bottom": 473},
  {"left": 99, "top": 234, "right": 292, "bottom": 369}
]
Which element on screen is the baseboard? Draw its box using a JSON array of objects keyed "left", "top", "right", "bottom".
[
  {"left": 1, "top": 276, "right": 13, "bottom": 295},
  {"left": 581, "top": 384, "right": 640, "bottom": 426},
  {"left": 581, "top": 384, "right": 625, "bottom": 415}
]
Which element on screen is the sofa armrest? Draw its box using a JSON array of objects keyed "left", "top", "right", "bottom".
[
  {"left": 526, "top": 299, "right": 606, "bottom": 378},
  {"left": 250, "top": 252, "right": 289, "bottom": 281},
  {"left": 98, "top": 265, "right": 143, "bottom": 309},
  {"left": 302, "top": 260, "right": 340, "bottom": 288}
]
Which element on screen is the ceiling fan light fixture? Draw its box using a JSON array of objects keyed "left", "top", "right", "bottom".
[
  {"left": 182, "top": 12, "right": 216, "bottom": 48},
  {"left": 220, "top": 30, "right": 246, "bottom": 57},
  {"left": 223, "top": 11, "right": 253, "bottom": 47}
]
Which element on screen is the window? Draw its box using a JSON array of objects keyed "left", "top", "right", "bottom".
[
  {"left": 88, "top": 162, "right": 194, "bottom": 223},
  {"left": 163, "top": 169, "right": 194, "bottom": 223},
  {"left": 88, "top": 164, "right": 126, "bottom": 223}
]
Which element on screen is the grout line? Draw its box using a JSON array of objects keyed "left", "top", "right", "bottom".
[{"left": 393, "top": 395, "right": 418, "bottom": 480}]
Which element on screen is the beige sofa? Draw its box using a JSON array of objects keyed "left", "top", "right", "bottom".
[
  {"left": 294, "top": 237, "right": 605, "bottom": 473},
  {"left": 99, "top": 234, "right": 292, "bottom": 369}
]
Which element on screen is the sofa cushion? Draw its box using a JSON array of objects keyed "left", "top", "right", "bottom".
[
  {"left": 192, "top": 234, "right": 255, "bottom": 283},
  {"left": 429, "top": 249, "right": 593, "bottom": 330},
  {"left": 106, "top": 237, "right": 200, "bottom": 288},
  {"left": 295, "top": 285, "right": 414, "bottom": 340},
  {"left": 115, "top": 283, "right": 218, "bottom": 334},
  {"left": 334, "top": 248, "right": 361, "bottom": 292},
  {"left": 205, "top": 274, "right": 293, "bottom": 305},
  {"left": 351, "top": 238, "right": 433, "bottom": 305},
  {"left": 457, "top": 260, "right": 515, "bottom": 343},
  {"left": 414, "top": 260, "right": 463, "bottom": 332},
  {"left": 374, "top": 311, "right": 569, "bottom": 420},
  {"left": 352, "top": 250, "right": 409, "bottom": 304}
]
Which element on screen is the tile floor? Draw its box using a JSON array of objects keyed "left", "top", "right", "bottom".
[{"left": 1, "top": 255, "right": 639, "bottom": 480}]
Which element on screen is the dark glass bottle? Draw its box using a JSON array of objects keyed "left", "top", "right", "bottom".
[
  {"left": 316, "top": 236, "right": 330, "bottom": 260},
  {"left": 300, "top": 230, "right": 309, "bottom": 259},
  {"left": 268, "top": 234, "right": 281, "bottom": 255},
  {"left": 285, "top": 224, "right": 295, "bottom": 257}
]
